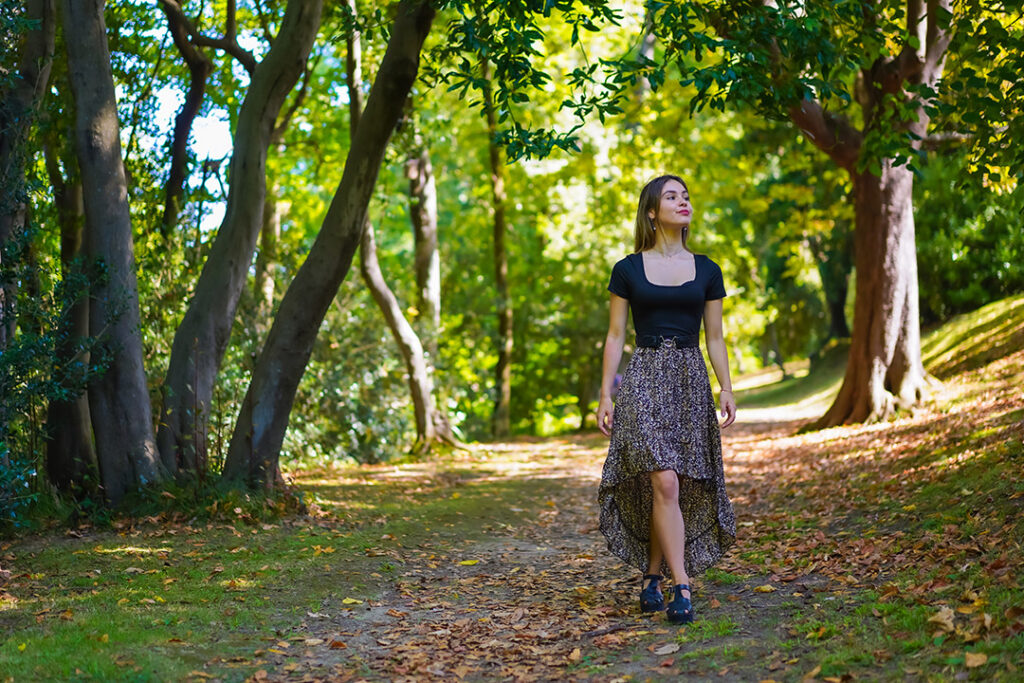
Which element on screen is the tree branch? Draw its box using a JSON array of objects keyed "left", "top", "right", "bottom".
[
  {"left": 923, "top": 0, "right": 953, "bottom": 83},
  {"left": 788, "top": 98, "right": 863, "bottom": 171},
  {"left": 159, "top": 0, "right": 257, "bottom": 75}
]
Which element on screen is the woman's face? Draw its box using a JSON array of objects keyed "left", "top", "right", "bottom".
[{"left": 649, "top": 179, "right": 691, "bottom": 230}]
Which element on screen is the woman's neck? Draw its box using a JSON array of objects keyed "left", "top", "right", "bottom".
[{"left": 650, "top": 229, "right": 688, "bottom": 257}]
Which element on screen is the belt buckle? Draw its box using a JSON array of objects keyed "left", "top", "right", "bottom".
[{"left": 661, "top": 335, "right": 677, "bottom": 349}]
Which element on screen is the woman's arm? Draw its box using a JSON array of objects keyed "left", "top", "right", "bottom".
[
  {"left": 703, "top": 298, "right": 736, "bottom": 428},
  {"left": 596, "top": 294, "right": 629, "bottom": 437}
]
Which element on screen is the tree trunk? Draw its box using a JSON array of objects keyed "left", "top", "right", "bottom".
[
  {"left": 62, "top": 0, "right": 164, "bottom": 504},
  {"left": 160, "top": 3, "right": 214, "bottom": 235},
  {"left": 221, "top": 0, "right": 435, "bottom": 490},
  {"left": 360, "top": 220, "right": 446, "bottom": 450},
  {"left": 0, "top": 0, "right": 56, "bottom": 350},
  {"left": 345, "top": 4, "right": 455, "bottom": 453},
  {"left": 481, "top": 62, "right": 513, "bottom": 439},
  {"left": 766, "top": 321, "right": 790, "bottom": 379},
  {"left": 405, "top": 142, "right": 441, "bottom": 361},
  {"left": 157, "top": 0, "right": 322, "bottom": 477},
  {"left": 790, "top": 1, "right": 950, "bottom": 428},
  {"left": 809, "top": 224, "right": 852, "bottom": 342},
  {"left": 813, "top": 162, "right": 929, "bottom": 426},
  {"left": 42, "top": 143, "right": 98, "bottom": 495}
]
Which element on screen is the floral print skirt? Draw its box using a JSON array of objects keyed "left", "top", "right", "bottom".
[{"left": 599, "top": 341, "right": 736, "bottom": 576}]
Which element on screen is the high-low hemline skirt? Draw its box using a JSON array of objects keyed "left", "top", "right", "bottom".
[{"left": 599, "top": 343, "right": 736, "bottom": 577}]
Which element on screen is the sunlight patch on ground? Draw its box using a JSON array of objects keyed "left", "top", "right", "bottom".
[
  {"left": 90, "top": 545, "right": 174, "bottom": 556},
  {"left": 734, "top": 382, "right": 839, "bottom": 423},
  {"left": 732, "top": 361, "right": 810, "bottom": 391}
]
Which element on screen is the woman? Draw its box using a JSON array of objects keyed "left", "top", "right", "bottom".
[{"left": 596, "top": 174, "right": 737, "bottom": 625}]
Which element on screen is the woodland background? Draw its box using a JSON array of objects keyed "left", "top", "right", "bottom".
[{"left": 2, "top": 0, "right": 1023, "bottom": 528}]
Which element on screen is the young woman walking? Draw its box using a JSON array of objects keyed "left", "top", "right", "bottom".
[{"left": 596, "top": 174, "right": 737, "bottom": 624}]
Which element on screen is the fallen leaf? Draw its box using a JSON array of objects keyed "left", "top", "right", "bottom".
[
  {"left": 328, "top": 640, "right": 347, "bottom": 649},
  {"left": 802, "top": 664, "right": 821, "bottom": 681},
  {"left": 341, "top": 597, "right": 363, "bottom": 605},
  {"left": 928, "top": 606, "right": 956, "bottom": 632},
  {"left": 459, "top": 559, "right": 479, "bottom": 566},
  {"left": 568, "top": 647, "right": 582, "bottom": 663},
  {"left": 964, "top": 652, "right": 987, "bottom": 668},
  {"left": 755, "top": 584, "right": 777, "bottom": 593},
  {"left": 654, "top": 642, "right": 680, "bottom": 655}
]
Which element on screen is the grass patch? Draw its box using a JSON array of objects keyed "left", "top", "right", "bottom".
[
  {"left": 702, "top": 567, "right": 748, "bottom": 585},
  {"left": 0, "top": 452, "right": 567, "bottom": 681},
  {"left": 734, "top": 342, "right": 847, "bottom": 411},
  {"left": 921, "top": 294, "right": 1024, "bottom": 377},
  {"left": 677, "top": 615, "right": 739, "bottom": 642}
]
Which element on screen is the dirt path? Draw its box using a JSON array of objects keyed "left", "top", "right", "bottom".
[{"left": 255, "top": 417, "right": 832, "bottom": 682}]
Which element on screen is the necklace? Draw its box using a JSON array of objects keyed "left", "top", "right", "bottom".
[{"left": 652, "top": 248, "right": 691, "bottom": 259}]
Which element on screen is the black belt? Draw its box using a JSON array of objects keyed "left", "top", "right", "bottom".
[{"left": 636, "top": 334, "right": 699, "bottom": 348}]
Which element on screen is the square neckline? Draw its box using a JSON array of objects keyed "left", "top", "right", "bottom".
[{"left": 638, "top": 251, "right": 699, "bottom": 288}]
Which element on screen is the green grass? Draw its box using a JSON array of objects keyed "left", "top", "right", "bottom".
[
  {"left": 921, "top": 294, "right": 1024, "bottom": 377},
  {"left": 0, "top": 458, "right": 565, "bottom": 681},
  {"left": 676, "top": 615, "right": 739, "bottom": 642}
]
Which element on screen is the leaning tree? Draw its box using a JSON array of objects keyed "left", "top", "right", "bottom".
[{"left": 634, "top": 0, "right": 1020, "bottom": 426}]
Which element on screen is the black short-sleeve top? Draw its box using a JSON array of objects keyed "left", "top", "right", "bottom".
[{"left": 607, "top": 252, "right": 726, "bottom": 345}]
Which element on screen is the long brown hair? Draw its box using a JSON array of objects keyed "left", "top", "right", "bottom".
[{"left": 633, "top": 174, "right": 690, "bottom": 253}]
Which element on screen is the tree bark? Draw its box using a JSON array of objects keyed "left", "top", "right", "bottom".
[
  {"left": 160, "top": 2, "right": 214, "bottom": 235},
  {"left": 0, "top": 0, "right": 56, "bottom": 350},
  {"left": 42, "top": 142, "right": 98, "bottom": 495},
  {"left": 811, "top": 229, "right": 852, "bottom": 342},
  {"left": 222, "top": 0, "right": 435, "bottom": 490},
  {"left": 405, "top": 141, "right": 441, "bottom": 360},
  {"left": 814, "top": 162, "right": 928, "bottom": 425},
  {"left": 157, "top": 0, "right": 322, "bottom": 477},
  {"left": 62, "top": 0, "right": 164, "bottom": 504},
  {"left": 481, "top": 62, "right": 513, "bottom": 438}
]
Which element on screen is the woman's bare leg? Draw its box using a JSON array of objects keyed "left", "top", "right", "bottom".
[
  {"left": 649, "top": 470, "right": 690, "bottom": 597},
  {"left": 645, "top": 527, "right": 664, "bottom": 592},
  {"left": 647, "top": 524, "right": 664, "bottom": 577}
]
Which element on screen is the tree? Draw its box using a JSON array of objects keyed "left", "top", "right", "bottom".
[
  {"left": 62, "top": 0, "right": 164, "bottom": 503},
  {"left": 222, "top": 0, "right": 436, "bottom": 490},
  {"left": 643, "top": 0, "right": 953, "bottom": 426},
  {"left": 42, "top": 120, "right": 98, "bottom": 496},
  {"left": 346, "top": 0, "right": 457, "bottom": 453},
  {"left": 157, "top": 0, "right": 323, "bottom": 476},
  {"left": 404, "top": 117, "right": 441, "bottom": 363},
  {"left": 0, "top": 0, "right": 55, "bottom": 350},
  {"left": 158, "top": 0, "right": 214, "bottom": 236},
  {"left": 481, "top": 60, "right": 513, "bottom": 438}
]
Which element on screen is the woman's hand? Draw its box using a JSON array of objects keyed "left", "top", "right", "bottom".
[
  {"left": 597, "top": 397, "right": 615, "bottom": 437},
  {"left": 719, "top": 390, "right": 736, "bottom": 429}
]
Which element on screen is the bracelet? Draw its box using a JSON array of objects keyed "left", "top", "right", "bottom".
[{"left": 720, "top": 389, "right": 733, "bottom": 393}]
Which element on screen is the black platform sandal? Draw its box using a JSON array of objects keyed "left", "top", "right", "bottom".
[
  {"left": 666, "top": 583, "right": 694, "bottom": 624},
  {"left": 639, "top": 574, "right": 664, "bottom": 612}
]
